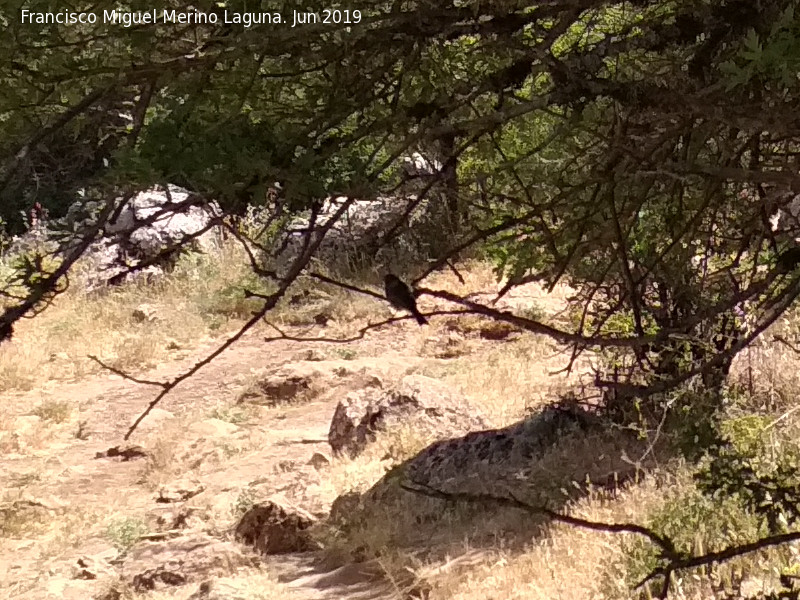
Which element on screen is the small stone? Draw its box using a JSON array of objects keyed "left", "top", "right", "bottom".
[
  {"left": 94, "top": 444, "right": 149, "bottom": 461},
  {"left": 234, "top": 500, "right": 317, "bottom": 555},
  {"left": 132, "top": 303, "right": 158, "bottom": 323},
  {"left": 307, "top": 452, "right": 331, "bottom": 469},
  {"left": 156, "top": 481, "right": 205, "bottom": 504}
]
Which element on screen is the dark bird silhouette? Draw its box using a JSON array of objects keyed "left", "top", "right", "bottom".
[
  {"left": 777, "top": 247, "right": 800, "bottom": 273},
  {"left": 384, "top": 274, "right": 428, "bottom": 325},
  {"left": 0, "top": 320, "right": 12, "bottom": 343}
]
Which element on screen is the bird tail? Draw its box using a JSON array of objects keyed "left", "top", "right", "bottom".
[{"left": 414, "top": 311, "right": 428, "bottom": 325}]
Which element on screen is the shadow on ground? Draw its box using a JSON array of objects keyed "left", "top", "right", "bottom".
[{"left": 324, "top": 401, "right": 667, "bottom": 571}]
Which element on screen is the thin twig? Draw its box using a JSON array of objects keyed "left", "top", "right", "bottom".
[
  {"left": 87, "top": 355, "right": 166, "bottom": 388},
  {"left": 120, "top": 195, "right": 361, "bottom": 439},
  {"left": 262, "top": 309, "right": 470, "bottom": 344}
]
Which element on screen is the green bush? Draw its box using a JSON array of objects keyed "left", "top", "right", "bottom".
[
  {"left": 617, "top": 488, "right": 763, "bottom": 598},
  {"left": 105, "top": 517, "right": 149, "bottom": 552}
]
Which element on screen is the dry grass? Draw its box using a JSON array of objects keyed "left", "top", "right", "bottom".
[
  {"left": 7, "top": 246, "right": 800, "bottom": 600},
  {"left": 424, "top": 479, "right": 672, "bottom": 600},
  {"left": 730, "top": 319, "right": 800, "bottom": 413},
  {"left": 424, "top": 334, "right": 571, "bottom": 426},
  {"left": 0, "top": 494, "right": 107, "bottom": 558},
  {"left": 306, "top": 307, "right": 800, "bottom": 600},
  {"left": 0, "top": 243, "right": 262, "bottom": 393}
]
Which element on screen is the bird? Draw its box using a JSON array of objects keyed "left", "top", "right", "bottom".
[
  {"left": 777, "top": 247, "right": 800, "bottom": 273},
  {"left": 384, "top": 274, "right": 428, "bottom": 325}
]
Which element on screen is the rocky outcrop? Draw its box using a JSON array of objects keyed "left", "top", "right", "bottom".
[
  {"left": 5, "top": 185, "right": 224, "bottom": 291},
  {"left": 327, "top": 402, "right": 652, "bottom": 545},
  {"left": 273, "top": 154, "right": 449, "bottom": 271},
  {"left": 403, "top": 403, "right": 606, "bottom": 493},
  {"left": 328, "top": 374, "right": 488, "bottom": 457}
]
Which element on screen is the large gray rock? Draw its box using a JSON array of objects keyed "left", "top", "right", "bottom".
[
  {"left": 274, "top": 152, "right": 448, "bottom": 270},
  {"left": 105, "top": 185, "right": 221, "bottom": 256},
  {"left": 400, "top": 151, "right": 442, "bottom": 179},
  {"left": 20, "top": 185, "right": 224, "bottom": 290},
  {"left": 277, "top": 195, "right": 421, "bottom": 267},
  {"left": 328, "top": 403, "right": 650, "bottom": 544},
  {"left": 328, "top": 374, "right": 488, "bottom": 457},
  {"left": 769, "top": 189, "right": 800, "bottom": 237}
]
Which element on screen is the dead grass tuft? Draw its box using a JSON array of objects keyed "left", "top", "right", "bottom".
[
  {"left": 0, "top": 242, "right": 261, "bottom": 393},
  {"left": 31, "top": 399, "right": 72, "bottom": 424}
]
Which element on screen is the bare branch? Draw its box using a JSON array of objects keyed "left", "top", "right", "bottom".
[
  {"left": 87, "top": 355, "right": 166, "bottom": 388},
  {"left": 400, "top": 480, "right": 679, "bottom": 559}
]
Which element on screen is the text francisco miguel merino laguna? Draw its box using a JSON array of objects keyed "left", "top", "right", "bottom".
[{"left": 20, "top": 8, "right": 363, "bottom": 28}]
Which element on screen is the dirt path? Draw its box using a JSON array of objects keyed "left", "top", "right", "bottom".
[
  {"left": 0, "top": 280, "right": 560, "bottom": 600},
  {"left": 0, "top": 322, "right": 426, "bottom": 600}
]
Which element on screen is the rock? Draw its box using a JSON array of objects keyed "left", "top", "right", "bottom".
[
  {"left": 405, "top": 404, "right": 604, "bottom": 490},
  {"left": 328, "top": 374, "right": 488, "bottom": 457},
  {"left": 331, "top": 403, "right": 649, "bottom": 541},
  {"left": 273, "top": 189, "right": 445, "bottom": 273},
  {"left": 237, "top": 360, "right": 382, "bottom": 407},
  {"left": 131, "top": 304, "right": 158, "bottom": 323},
  {"left": 401, "top": 152, "right": 442, "bottom": 179},
  {"left": 156, "top": 481, "right": 205, "bottom": 504},
  {"left": 329, "top": 492, "right": 363, "bottom": 526},
  {"left": 121, "top": 533, "right": 255, "bottom": 591},
  {"left": 106, "top": 186, "right": 220, "bottom": 251},
  {"left": 94, "top": 445, "right": 149, "bottom": 461},
  {"left": 385, "top": 402, "right": 648, "bottom": 509},
  {"left": 307, "top": 452, "right": 331, "bottom": 469},
  {"left": 155, "top": 506, "right": 201, "bottom": 531},
  {"left": 769, "top": 190, "right": 800, "bottom": 237},
  {"left": 187, "top": 580, "right": 214, "bottom": 599},
  {"left": 65, "top": 185, "right": 223, "bottom": 291},
  {"left": 72, "top": 554, "right": 114, "bottom": 580},
  {"left": 234, "top": 500, "right": 317, "bottom": 555}
]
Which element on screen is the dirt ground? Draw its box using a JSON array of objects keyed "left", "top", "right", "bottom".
[{"left": 0, "top": 280, "right": 569, "bottom": 600}]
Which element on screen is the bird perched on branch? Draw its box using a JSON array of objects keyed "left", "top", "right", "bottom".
[
  {"left": 384, "top": 274, "right": 428, "bottom": 325},
  {"left": 777, "top": 247, "right": 800, "bottom": 273}
]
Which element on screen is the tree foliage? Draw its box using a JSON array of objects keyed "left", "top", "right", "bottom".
[
  {"left": 3, "top": 0, "right": 800, "bottom": 414},
  {"left": 7, "top": 2, "right": 800, "bottom": 595}
]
